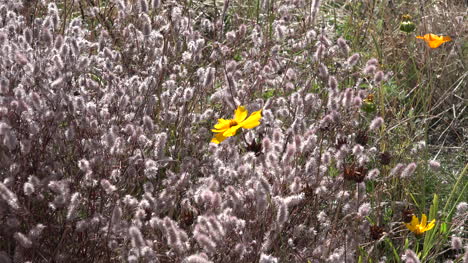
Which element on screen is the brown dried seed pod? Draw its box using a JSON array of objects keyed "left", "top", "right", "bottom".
[
  {"left": 335, "top": 137, "right": 347, "bottom": 150},
  {"left": 401, "top": 208, "right": 414, "bottom": 223},
  {"left": 370, "top": 225, "right": 385, "bottom": 240},
  {"left": 343, "top": 164, "right": 367, "bottom": 183},
  {"left": 379, "top": 151, "right": 392, "bottom": 165},
  {"left": 355, "top": 130, "right": 369, "bottom": 146}
]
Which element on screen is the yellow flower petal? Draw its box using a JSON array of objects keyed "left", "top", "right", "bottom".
[
  {"left": 405, "top": 223, "right": 415, "bottom": 232},
  {"left": 210, "top": 106, "right": 263, "bottom": 144},
  {"left": 428, "top": 40, "right": 444, "bottom": 48},
  {"left": 213, "top": 119, "right": 232, "bottom": 130},
  {"left": 404, "top": 214, "right": 436, "bottom": 235},
  {"left": 410, "top": 215, "right": 419, "bottom": 226},
  {"left": 211, "top": 128, "right": 227, "bottom": 133},
  {"left": 416, "top": 34, "right": 452, "bottom": 48},
  {"left": 421, "top": 214, "right": 427, "bottom": 227},
  {"left": 234, "top": 106, "right": 248, "bottom": 123},
  {"left": 240, "top": 110, "right": 262, "bottom": 129},
  {"left": 211, "top": 133, "right": 227, "bottom": 144},
  {"left": 425, "top": 219, "right": 436, "bottom": 231},
  {"left": 222, "top": 125, "right": 242, "bottom": 137}
]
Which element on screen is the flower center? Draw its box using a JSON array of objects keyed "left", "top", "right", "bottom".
[
  {"left": 229, "top": 120, "right": 238, "bottom": 127},
  {"left": 415, "top": 225, "right": 425, "bottom": 235}
]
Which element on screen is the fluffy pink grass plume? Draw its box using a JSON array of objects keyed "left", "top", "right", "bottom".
[
  {"left": 260, "top": 254, "right": 278, "bottom": 263},
  {"left": 337, "top": 37, "right": 350, "bottom": 55},
  {"left": 451, "top": 236, "right": 463, "bottom": 250},
  {"left": 346, "top": 53, "right": 360, "bottom": 67},
  {"left": 184, "top": 254, "right": 213, "bottom": 263},
  {"left": 14, "top": 232, "right": 32, "bottom": 248},
  {"left": 374, "top": 71, "right": 384, "bottom": 83},
  {"left": 328, "top": 76, "right": 338, "bottom": 90},
  {"left": 276, "top": 199, "right": 289, "bottom": 225},
  {"left": 318, "top": 63, "right": 329, "bottom": 80},
  {"left": 366, "top": 58, "right": 379, "bottom": 66},
  {"left": 456, "top": 202, "right": 468, "bottom": 214},
  {"left": 369, "top": 117, "right": 384, "bottom": 131},
  {"left": 363, "top": 64, "right": 376, "bottom": 75},
  {"left": 429, "top": 160, "right": 441, "bottom": 171},
  {"left": 129, "top": 226, "right": 145, "bottom": 248},
  {"left": 401, "top": 163, "right": 417, "bottom": 178},
  {"left": 402, "top": 249, "right": 420, "bottom": 263},
  {"left": 390, "top": 163, "right": 405, "bottom": 177},
  {"left": 358, "top": 203, "right": 371, "bottom": 217},
  {"left": 367, "top": 168, "right": 380, "bottom": 180}
]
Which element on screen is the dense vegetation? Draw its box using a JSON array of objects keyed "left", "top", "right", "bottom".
[{"left": 0, "top": 0, "right": 466, "bottom": 262}]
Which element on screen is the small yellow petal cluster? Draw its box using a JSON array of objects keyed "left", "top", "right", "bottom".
[
  {"left": 211, "top": 106, "right": 262, "bottom": 144},
  {"left": 404, "top": 214, "right": 436, "bottom": 235},
  {"left": 416, "top": 34, "right": 452, "bottom": 48}
]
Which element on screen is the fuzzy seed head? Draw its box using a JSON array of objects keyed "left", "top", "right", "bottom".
[
  {"left": 374, "top": 71, "right": 384, "bottom": 83},
  {"left": 328, "top": 76, "right": 338, "bottom": 91},
  {"left": 451, "top": 236, "right": 463, "bottom": 250},
  {"left": 363, "top": 65, "right": 376, "bottom": 75},
  {"left": 14, "top": 232, "right": 32, "bottom": 248},
  {"left": 390, "top": 163, "right": 405, "bottom": 177},
  {"left": 23, "top": 182, "right": 34, "bottom": 196},
  {"left": 456, "top": 202, "right": 468, "bottom": 215},
  {"left": 337, "top": 37, "right": 349, "bottom": 55},
  {"left": 184, "top": 254, "right": 213, "bottom": 263},
  {"left": 259, "top": 254, "right": 278, "bottom": 263},
  {"left": 369, "top": 117, "right": 384, "bottom": 131},
  {"left": 346, "top": 53, "right": 360, "bottom": 67},
  {"left": 276, "top": 199, "right": 289, "bottom": 225},
  {"left": 129, "top": 226, "right": 145, "bottom": 248},
  {"left": 400, "top": 163, "right": 417, "bottom": 179},
  {"left": 402, "top": 249, "right": 420, "bottom": 263},
  {"left": 428, "top": 160, "right": 440, "bottom": 171},
  {"left": 358, "top": 203, "right": 371, "bottom": 217}
]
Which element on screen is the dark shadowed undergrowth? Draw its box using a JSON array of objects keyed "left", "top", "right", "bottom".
[{"left": 0, "top": 0, "right": 466, "bottom": 262}]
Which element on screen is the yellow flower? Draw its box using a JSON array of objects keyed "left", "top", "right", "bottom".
[
  {"left": 211, "top": 106, "right": 262, "bottom": 144},
  {"left": 416, "top": 34, "right": 452, "bottom": 48},
  {"left": 401, "top": 14, "right": 413, "bottom": 21},
  {"left": 363, "top": 93, "right": 374, "bottom": 103},
  {"left": 404, "top": 214, "right": 436, "bottom": 235}
]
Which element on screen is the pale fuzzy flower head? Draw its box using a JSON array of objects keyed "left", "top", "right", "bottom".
[
  {"left": 369, "top": 117, "right": 384, "bottom": 131},
  {"left": 328, "top": 75, "right": 338, "bottom": 91},
  {"left": 337, "top": 37, "right": 350, "bottom": 55},
  {"left": 429, "top": 160, "right": 441, "bottom": 171},
  {"left": 374, "top": 71, "right": 384, "bottom": 83},
  {"left": 318, "top": 63, "right": 329, "bottom": 80},
  {"left": 390, "top": 163, "right": 405, "bottom": 177},
  {"left": 367, "top": 168, "right": 380, "bottom": 180},
  {"left": 317, "top": 211, "right": 327, "bottom": 223},
  {"left": 23, "top": 182, "right": 34, "bottom": 196},
  {"left": 456, "top": 202, "right": 468, "bottom": 214},
  {"left": 402, "top": 249, "right": 420, "bottom": 263},
  {"left": 358, "top": 202, "right": 371, "bottom": 217},
  {"left": 276, "top": 199, "right": 289, "bottom": 225},
  {"left": 352, "top": 144, "right": 364, "bottom": 155},
  {"left": 346, "top": 53, "right": 360, "bottom": 67},
  {"left": 401, "top": 163, "right": 417, "bottom": 179},
  {"left": 14, "top": 232, "right": 32, "bottom": 248},
  {"left": 363, "top": 64, "right": 376, "bottom": 75},
  {"left": 259, "top": 253, "right": 278, "bottom": 263},
  {"left": 184, "top": 253, "right": 213, "bottom": 263},
  {"left": 367, "top": 58, "right": 379, "bottom": 66},
  {"left": 129, "top": 226, "right": 145, "bottom": 248},
  {"left": 451, "top": 236, "right": 463, "bottom": 250}
]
